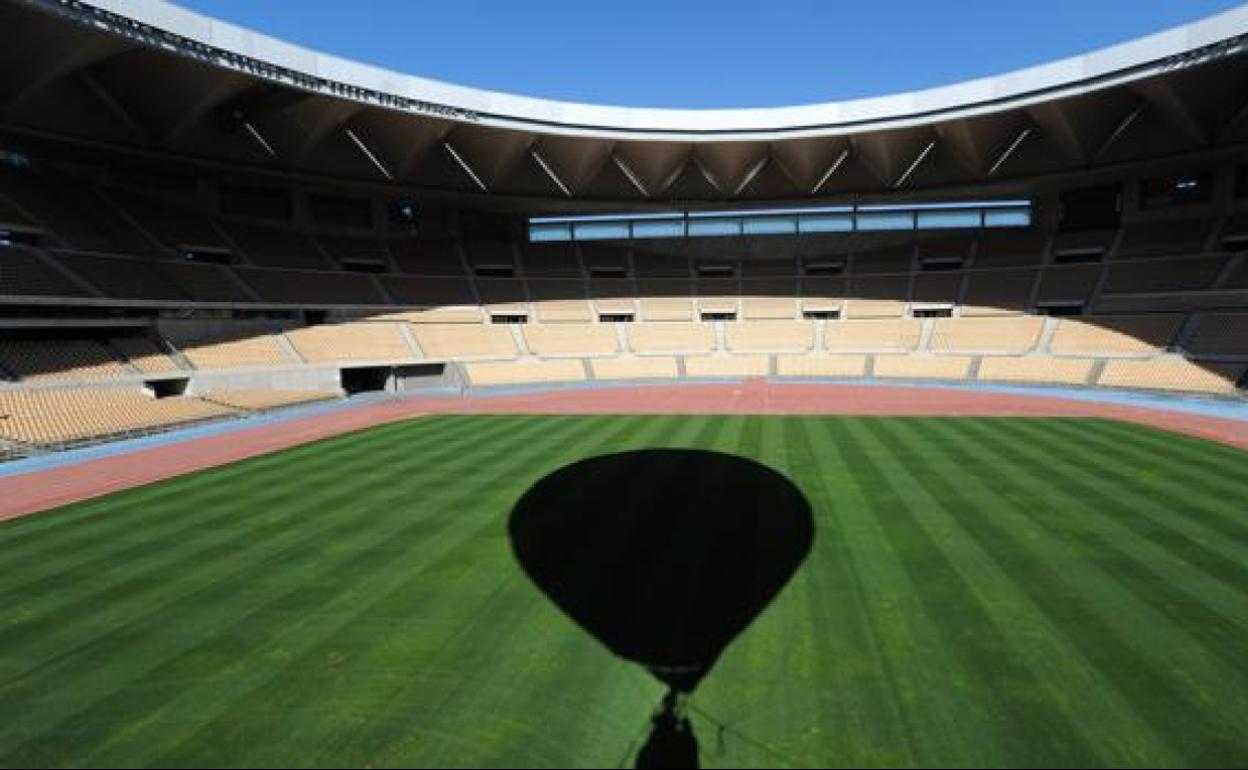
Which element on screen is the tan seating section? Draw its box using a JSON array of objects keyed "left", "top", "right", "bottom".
[
  {"left": 109, "top": 337, "right": 181, "bottom": 374},
  {"left": 464, "top": 359, "right": 586, "bottom": 387},
  {"left": 684, "top": 355, "right": 770, "bottom": 378},
  {"left": 202, "top": 390, "right": 337, "bottom": 411},
  {"left": 522, "top": 324, "right": 618, "bottom": 356},
  {"left": 0, "top": 388, "right": 234, "bottom": 446},
  {"left": 627, "top": 322, "right": 715, "bottom": 355},
  {"left": 1049, "top": 315, "right": 1183, "bottom": 356},
  {"left": 976, "top": 357, "right": 1095, "bottom": 386},
  {"left": 0, "top": 339, "right": 130, "bottom": 382},
  {"left": 410, "top": 323, "right": 516, "bottom": 359},
  {"left": 929, "top": 317, "right": 1044, "bottom": 354},
  {"left": 589, "top": 356, "right": 679, "bottom": 380},
  {"left": 775, "top": 354, "right": 868, "bottom": 378},
  {"left": 825, "top": 320, "right": 922, "bottom": 353},
  {"left": 285, "top": 323, "right": 414, "bottom": 364},
  {"left": 1096, "top": 358, "right": 1243, "bottom": 394},
  {"left": 874, "top": 355, "right": 972, "bottom": 380}
]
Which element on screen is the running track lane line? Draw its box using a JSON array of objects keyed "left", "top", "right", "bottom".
[{"left": 1, "top": 382, "right": 1245, "bottom": 522}]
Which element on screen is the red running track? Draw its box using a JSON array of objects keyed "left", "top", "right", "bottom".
[{"left": 2, "top": 380, "right": 1245, "bottom": 522}]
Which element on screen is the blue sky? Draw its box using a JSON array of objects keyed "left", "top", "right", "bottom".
[{"left": 178, "top": 0, "right": 1245, "bottom": 109}]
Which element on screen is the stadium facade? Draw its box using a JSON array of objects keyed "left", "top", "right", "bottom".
[{"left": 0, "top": 0, "right": 1247, "bottom": 454}]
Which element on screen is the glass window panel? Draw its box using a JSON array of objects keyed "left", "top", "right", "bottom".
[
  {"left": 743, "top": 216, "right": 797, "bottom": 235},
  {"left": 984, "top": 208, "right": 1032, "bottom": 227},
  {"left": 687, "top": 218, "right": 742, "bottom": 237},
  {"left": 856, "top": 211, "right": 914, "bottom": 231},
  {"left": 916, "top": 210, "right": 981, "bottom": 229},
  {"left": 529, "top": 224, "right": 572, "bottom": 242},
  {"left": 573, "top": 221, "right": 630, "bottom": 241},
  {"left": 632, "top": 219, "right": 686, "bottom": 239},
  {"left": 799, "top": 214, "right": 854, "bottom": 233}
]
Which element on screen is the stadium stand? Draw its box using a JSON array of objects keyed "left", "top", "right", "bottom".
[
  {"left": 1048, "top": 315, "right": 1184, "bottom": 356},
  {"left": 775, "top": 353, "right": 868, "bottom": 378},
  {"left": 627, "top": 322, "right": 716, "bottom": 354},
  {"left": 0, "top": 388, "right": 235, "bottom": 447},
  {"left": 874, "top": 355, "right": 974, "bottom": 380},
  {"left": 409, "top": 323, "right": 516, "bottom": 359},
  {"left": 1185, "top": 313, "right": 1248, "bottom": 357},
  {"left": 284, "top": 323, "right": 415, "bottom": 364},
  {"left": 108, "top": 336, "right": 181, "bottom": 374},
  {"left": 463, "top": 358, "right": 586, "bottom": 387},
  {"left": 929, "top": 316, "right": 1045, "bottom": 354},
  {"left": 0, "top": 339, "right": 131, "bottom": 381},
  {"left": 522, "top": 323, "right": 618, "bottom": 356},
  {"left": 1096, "top": 358, "right": 1244, "bottom": 394},
  {"left": 976, "top": 357, "right": 1097, "bottom": 386},
  {"left": 164, "top": 324, "right": 298, "bottom": 370},
  {"left": 589, "top": 356, "right": 680, "bottom": 380},
  {"left": 825, "top": 319, "right": 922, "bottom": 352},
  {"left": 202, "top": 389, "right": 338, "bottom": 412}
]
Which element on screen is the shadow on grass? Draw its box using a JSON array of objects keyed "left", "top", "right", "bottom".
[{"left": 509, "top": 449, "right": 814, "bottom": 768}]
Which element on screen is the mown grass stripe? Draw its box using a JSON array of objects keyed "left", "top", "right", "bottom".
[
  {"left": 915, "top": 418, "right": 1248, "bottom": 685},
  {"left": 989, "top": 419, "right": 1248, "bottom": 581},
  {"left": 844, "top": 417, "right": 1103, "bottom": 766},
  {"left": 1038, "top": 418, "right": 1248, "bottom": 507},
  {"left": 0, "top": 416, "right": 459, "bottom": 568},
  {"left": 779, "top": 417, "right": 917, "bottom": 766},
  {"left": 809, "top": 418, "right": 1002, "bottom": 767},
  {"left": 938, "top": 418, "right": 1248, "bottom": 764},
  {"left": 0, "top": 416, "right": 532, "bottom": 681},
  {"left": 0, "top": 414, "right": 591, "bottom": 764},
  {"left": 174, "top": 414, "right": 686, "bottom": 768}
]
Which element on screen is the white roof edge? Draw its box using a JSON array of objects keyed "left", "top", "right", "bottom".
[{"left": 77, "top": 0, "right": 1248, "bottom": 139}]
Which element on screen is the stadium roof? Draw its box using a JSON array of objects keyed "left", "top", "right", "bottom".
[{"left": 2, "top": 0, "right": 1248, "bottom": 202}]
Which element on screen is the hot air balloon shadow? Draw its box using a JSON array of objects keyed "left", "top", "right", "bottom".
[{"left": 509, "top": 449, "right": 814, "bottom": 769}]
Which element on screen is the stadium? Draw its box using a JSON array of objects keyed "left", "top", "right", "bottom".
[{"left": 0, "top": 0, "right": 1247, "bottom": 766}]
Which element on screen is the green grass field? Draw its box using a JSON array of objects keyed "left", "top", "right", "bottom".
[{"left": 2, "top": 415, "right": 1247, "bottom": 768}]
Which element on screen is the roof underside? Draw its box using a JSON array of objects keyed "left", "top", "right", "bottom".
[{"left": 1, "top": 0, "right": 1248, "bottom": 204}]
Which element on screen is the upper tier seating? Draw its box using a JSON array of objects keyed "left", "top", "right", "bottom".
[
  {"left": 109, "top": 336, "right": 180, "bottom": 374},
  {"left": 163, "top": 324, "right": 297, "bottom": 370},
  {"left": 0, "top": 339, "right": 130, "bottom": 382},
  {"left": 0, "top": 245, "right": 91, "bottom": 297}
]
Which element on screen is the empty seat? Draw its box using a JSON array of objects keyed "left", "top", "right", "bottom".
[
  {"left": 685, "top": 355, "right": 769, "bottom": 378},
  {"left": 977, "top": 357, "right": 1096, "bottom": 386},
  {"left": 0, "top": 339, "right": 131, "bottom": 382},
  {"left": 523, "top": 323, "right": 618, "bottom": 356},
  {"left": 463, "top": 359, "right": 585, "bottom": 387},
  {"left": 775, "top": 354, "right": 867, "bottom": 378},
  {"left": 825, "top": 319, "right": 922, "bottom": 352},
  {"left": 1049, "top": 315, "right": 1183, "bottom": 356},
  {"left": 410, "top": 323, "right": 516, "bottom": 359},
  {"left": 1097, "top": 358, "right": 1242, "bottom": 394},
  {"left": 0, "top": 245, "right": 91, "bottom": 297},
  {"left": 1186, "top": 314, "right": 1248, "bottom": 357},
  {"left": 873, "top": 355, "right": 973, "bottom": 380},
  {"left": 626, "top": 322, "right": 715, "bottom": 354},
  {"left": 110, "top": 337, "right": 180, "bottom": 374},
  {"left": 590, "top": 356, "right": 679, "bottom": 380},
  {"left": 724, "top": 320, "right": 814, "bottom": 353},
  {"left": 961, "top": 269, "right": 1036, "bottom": 315},
  {"left": 285, "top": 323, "right": 415, "bottom": 364},
  {"left": 203, "top": 390, "right": 337, "bottom": 411},
  {"left": 930, "top": 317, "right": 1044, "bottom": 354}
]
